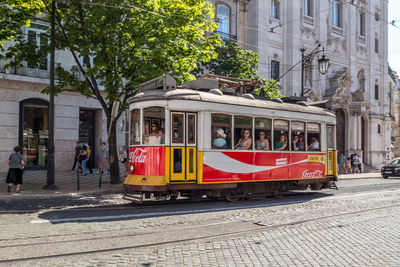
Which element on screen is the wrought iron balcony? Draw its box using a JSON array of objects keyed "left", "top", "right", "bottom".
[{"left": 0, "top": 62, "right": 61, "bottom": 79}]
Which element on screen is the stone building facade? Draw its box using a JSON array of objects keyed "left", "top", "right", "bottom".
[
  {"left": 0, "top": 26, "right": 126, "bottom": 173},
  {"left": 218, "top": 0, "right": 390, "bottom": 168}
]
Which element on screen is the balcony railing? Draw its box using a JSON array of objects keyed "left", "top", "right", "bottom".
[
  {"left": 215, "top": 31, "right": 237, "bottom": 42},
  {"left": 358, "top": 35, "right": 366, "bottom": 44},
  {"left": 0, "top": 62, "right": 61, "bottom": 79},
  {"left": 303, "top": 15, "right": 314, "bottom": 26},
  {"left": 331, "top": 25, "right": 343, "bottom": 36}
]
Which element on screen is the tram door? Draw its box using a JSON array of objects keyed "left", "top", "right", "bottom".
[
  {"left": 170, "top": 112, "right": 197, "bottom": 182},
  {"left": 326, "top": 125, "right": 336, "bottom": 176}
]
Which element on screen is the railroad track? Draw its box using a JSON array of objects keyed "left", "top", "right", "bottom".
[{"left": 1, "top": 199, "right": 399, "bottom": 264}]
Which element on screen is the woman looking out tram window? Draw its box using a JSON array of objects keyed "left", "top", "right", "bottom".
[
  {"left": 256, "top": 131, "right": 269, "bottom": 150},
  {"left": 274, "top": 134, "right": 288, "bottom": 151},
  {"left": 235, "top": 129, "right": 252, "bottom": 150},
  {"left": 213, "top": 128, "right": 227, "bottom": 149}
]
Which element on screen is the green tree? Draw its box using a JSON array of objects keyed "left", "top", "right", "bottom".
[
  {"left": 194, "top": 40, "right": 283, "bottom": 99},
  {"left": 0, "top": 1, "right": 44, "bottom": 45},
  {"left": 1, "top": 0, "right": 221, "bottom": 184}
]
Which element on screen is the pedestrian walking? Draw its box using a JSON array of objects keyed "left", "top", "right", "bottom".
[
  {"left": 346, "top": 157, "right": 353, "bottom": 174},
  {"left": 351, "top": 154, "right": 359, "bottom": 173},
  {"left": 80, "top": 145, "right": 88, "bottom": 175},
  {"left": 119, "top": 145, "right": 128, "bottom": 179},
  {"left": 357, "top": 154, "right": 363, "bottom": 173},
  {"left": 71, "top": 141, "right": 81, "bottom": 171},
  {"left": 5, "top": 146, "right": 24, "bottom": 193},
  {"left": 385, "top": 154, "right": 393, "bottom": 165},
  {"left": 339, "top": 152, "right": 346, "bottom": 174},
  {"left": 99, "top": 142, "right": 110, "bottom": 175},
  {"left": 85, "top": 144, "right": 93, "bottom": 174}
]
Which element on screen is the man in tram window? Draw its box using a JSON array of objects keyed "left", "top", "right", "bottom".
[
  {"left": 308, "top": 136, "right": 320, "bottom": 151},
  {"left": 213, "top": 128, "right": 227, "bottom": 149}
]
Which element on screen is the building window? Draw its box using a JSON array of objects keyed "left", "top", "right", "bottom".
[
  {"left": 375, "top": 84, "right": 379, "bottom": 100},
  {"left": 26, "top": 27, "right": 48, "bottom": 70},
  {"left": 378, "top": 124, "right": 381, "bottom": 134},
  {"left": 271, "top": 60, "right": 280, "bottom": 81},
  {"left": 375, "top": 38, "right": 379, "bottom": 53},
  {"left": 19, "top": 98, "right": 49, "bottom": 168},
  {"left": 216, "top": 4, "right": 230, "bottom": 39},
  {"left": 359, "top": 12, "right": 366, "bottom": 36},
  {"left": 331, "top": 0, "right": 342, "bottom": 27},
  {"left": 271, "top": 0, "right": 280, "bottom": 20},
  {"left": 304, "top": 0, "right": 313, "bottom": 17}
]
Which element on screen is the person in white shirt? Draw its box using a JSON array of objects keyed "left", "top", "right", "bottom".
[{"left": 308, "top": 136, "right": 320, "bottom": 151}]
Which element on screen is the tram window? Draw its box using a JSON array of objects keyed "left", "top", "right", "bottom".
[
  {"left": 130, "top": 109, "right": 141, "bottom": 145},
  {"left": 234, "top": 116, "right": 253, "bottom": 150},
  {"left": 307, "top": 123, "right": 320, "bottom": 151},
  {"left": 255, "top": 118, "right": 271, "bottom": 151},
  {"left": 291, "top": 121, "right": 305, "bottom": 151},
  {"left": 188, "top": 114, "right": 196, "bottom": 144},
  {"left": 173, "top": 149, "right": 182, "bottom": 173},
  {"left": 273, "top": 120, "right": 289, "bottom": 151},
  {"left": 172, "top": 113, "right": 184, "bottom": 144},
  {"left": 143, "top": 107, "right": 165, "bottom": 145},
  {"left": 211, "top": 114, "right": 232, "bottom": 149}
]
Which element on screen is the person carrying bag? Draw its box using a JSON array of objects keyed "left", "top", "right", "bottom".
[{"left": 6, "top": 146, "right": 24, "bottom": 193}]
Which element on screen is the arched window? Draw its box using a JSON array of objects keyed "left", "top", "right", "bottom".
[
  {"left": 19, "top": 98, "right": 49, "bottom": 168},
  {"left": 216, "top": 4, "right": 230, "bottom": 39},
  {"left": 271, "top": 0, "right": 280, "bottom": 19}
]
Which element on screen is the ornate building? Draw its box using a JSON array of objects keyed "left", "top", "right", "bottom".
[{"left": 217, "top": 0, "right": 389, "bottom": 168}]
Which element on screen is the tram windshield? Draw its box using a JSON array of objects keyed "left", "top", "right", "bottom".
[
  {"left": 130, "top": 109, "right": 140, "bottom": 145},
  {"left": 143, "top": 107, "right": 165, "bottom": 145}
]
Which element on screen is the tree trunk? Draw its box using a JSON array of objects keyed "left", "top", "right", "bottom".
[{"left": 108, "top": 119, "right": 120, "bottom": 184}]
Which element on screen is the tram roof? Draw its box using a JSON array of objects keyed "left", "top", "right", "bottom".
[{"left": 130, "top": 88, "right": 335, "bottom": 118}]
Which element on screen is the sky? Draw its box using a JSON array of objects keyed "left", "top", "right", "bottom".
[{"left": 389, "top": 1, "right": 400, "bottom": 73}]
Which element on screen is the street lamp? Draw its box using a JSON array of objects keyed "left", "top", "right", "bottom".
[
  {"left": 43, "top": 0, "right": 68, "bottom": 190},
  {"left": 264, "top": 44, "right": 329, "bottom": 98},
  {"left": 301, "top": 45, "right": 330, "bottom": 97}
]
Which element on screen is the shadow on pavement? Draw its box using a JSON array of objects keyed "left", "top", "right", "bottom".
[{"left": 35, "top": 191, "right": 333, "bottom": 224}]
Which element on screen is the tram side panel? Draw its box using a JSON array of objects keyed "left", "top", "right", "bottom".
[
  {"left": 201, "top": 151, "right": 326, "bottom": 183},
  {"left": 126, "top": 146, "right": 166, "bottom": 188}
]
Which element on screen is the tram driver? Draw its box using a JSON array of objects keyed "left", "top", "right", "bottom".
[{"left": 146, "top": 122, "right": 164, "bottom": 145}]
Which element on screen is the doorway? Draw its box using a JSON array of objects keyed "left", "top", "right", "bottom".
[
  {"left": 170, "top": 112, "right": 197, "bottom": 182},
  {"left": 79, "top": 109, "right": 96, "bottom": 167}
]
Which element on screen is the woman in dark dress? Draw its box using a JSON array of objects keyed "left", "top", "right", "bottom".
[{"left": 6, "top": 146, "right": 24, "bottom": 193}]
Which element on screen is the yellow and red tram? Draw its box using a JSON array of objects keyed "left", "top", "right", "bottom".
[{"left": 123, "top": 76, "right": 337, "bottom": 202}]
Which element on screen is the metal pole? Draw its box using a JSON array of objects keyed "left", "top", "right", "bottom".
[
  {"left": 301, "top": 48, "right": 305, "bottom": 98},
  {"left": 44, "top": 0, "right": 58, "bottom": 190},
  {"left": 77, "top": 161, "right": 80, "bottom": 191}
]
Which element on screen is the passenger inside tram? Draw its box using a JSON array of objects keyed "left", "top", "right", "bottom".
[
  {"left": 274, "top": 134, "right": 288, "bottom": 151},
  {"left": 145, "top": 122, "right": 164, "bottom": 145},
  {"left": 308, "top": 136, "right": 320, "bottom": 151},
  {"left": 293, "top": 134, "right": 305, "bottom": 151},
  {"left": 213, "top": 128, "right": 227, "bottom": 149},
  {"left": 235, "top": 129, "right": 252, "bottom": 150},
  {"left": 255, "top": 130, "right": 270, "bottom": 150}
]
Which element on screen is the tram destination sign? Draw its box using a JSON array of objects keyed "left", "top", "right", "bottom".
[{"left": 139, "top": 74, "right": 177, "bottom": 92}]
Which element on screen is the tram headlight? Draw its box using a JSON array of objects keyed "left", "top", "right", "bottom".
[{"left": 129, "top": 164, "right": 135, "bottom": 174}]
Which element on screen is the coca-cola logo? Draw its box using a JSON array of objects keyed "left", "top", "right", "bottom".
[
  {"left": 302, "top": 170, "right": 324, "bottom": 179},
  {"left": 130, "top": 148, "right": 149, "bottom": 163}
]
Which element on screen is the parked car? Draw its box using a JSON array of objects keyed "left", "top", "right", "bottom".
[{"left": 381, "top": 157, "right": 400, "bottom": 179}]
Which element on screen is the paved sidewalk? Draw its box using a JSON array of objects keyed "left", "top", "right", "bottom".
[
  {"left": 338, "top": 171, "right": 381, "bottom": 180},
  {"left": 0, "top": 168, "right": 381, "bottom": 200},
  {"left": 0, "top": 169, "right": 123, "bottom": 199}
]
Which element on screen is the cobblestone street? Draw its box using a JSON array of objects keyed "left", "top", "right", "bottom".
[{"left": 1, "top": 178, "right": 400, "bottom": 266}]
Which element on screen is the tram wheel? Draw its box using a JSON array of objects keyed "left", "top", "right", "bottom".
[{"left": 225, "top": 193, "right": 242, "bottom": 202}]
